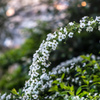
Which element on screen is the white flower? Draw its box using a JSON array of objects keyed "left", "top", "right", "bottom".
[
  {"left": 86, "top": 26, "right": 93, "bottom": 32},
  {"left": 75, "top": 77, "right": 79, "bottom": 81},
  {"left": 68, "top": 32, "right": 74, "bottom": 38},
  {"left": 69, "top": 22, "right": 74, "bottom": 26},
  {"left": 58, "top": 36, "right": 62, "bottom": 41},
  {"left": 88, "top": 21, "right": 95, "bottom": 26},
  {"left": 42, "top": 68, "right": 46, "bottom": 73},
  {"left": 35, "top": 65, "right": 41, "bottom": 70},
  {"left": 94, "top": 64, "right": 98, "bottom": 69},
  {"left": 89, "top": 80, "right": 93, "bottom": 83},
  {"left": 1, "top": 93, "right": 7, "bottom": 100},
  {"left": 70, "top": 65, "right": 74, "bottom": 69},
  {"left": 34, "top": 79, "right": 38, "bottom": 84},
  {"left": 61, "top": 67, "right": 65, "bottom": 72},
  {"left": 64, "top": 27, "right": 68, "bottom": 35},
  {"left": 82, "top": 16, "right": 88, "bottom": 20},
  {"left": 79, "top": 81, "right": 81, "bottom": 86},
  {"left": 80, "top": 19, "right": 85, "bottom": 23},
  {"left": 58, "top": 70, "right": 62, "bottom": 74},
  {"left": 80, "top": 23, "right": 85, "bottom": 28},
  {"left": 33, "top": 91, "right": 39, "bottom": 95},
  {"left": 40, "top": 73, "right": 49, "bottom": 80},
  {"left": 95, "top": 16, "right": 100, "bottom": 21},
  {"left": 58, "top": 32, "right": 62, "bottom": 35},
  {"left": 46, "top": 33, "right": 57, "bottom": 41},
  {"left": 52, "top": 71, "right": 57, "bottom": 75},
  {"left": 72, "top": 78, "right": 75, "bottom": 82},
  {"left": 60, "top": 27, "right": 63, "bottom": 31},
  {"left": 66, "top": 76, "right": 70, "bottom": 80},
  {"left": 56, "top": 78, "right": 61, "bottom": 82},
  {"left": 66, "top": 67, "right": 69, "bottom": 73},
  {"left": 51, "top": 40, "right": 58, "bottom": 50},
  {"left": 78, "top": 28, "right": 82, "bottom": 33},
  {"left": 31, "top": 71, "right": 39, "bottom": 77},
  {"left": 32, "top": 94, "right": 38, "bottom": 99},
  {"left": 82, "top": 63, "right": 86, "bottom": 67}
]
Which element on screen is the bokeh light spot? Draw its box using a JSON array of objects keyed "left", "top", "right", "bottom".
[{"left": 81, "top": 1, "right": 87, "bottom": 7}]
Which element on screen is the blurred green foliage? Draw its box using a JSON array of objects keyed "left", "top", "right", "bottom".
[
  {"left": 0, "top": 67, "right": 26, "bottom": 93},
  {"left": 44, "top": 54, "right": 100, "bottom": 100}
]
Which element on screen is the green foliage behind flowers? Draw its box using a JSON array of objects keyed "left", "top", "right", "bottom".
[
  {"left": 48, "top": 54, "right": 100, "bottom": 100},
  {"left": 0, "top": 66, "right": 26, "bottom": 93}
]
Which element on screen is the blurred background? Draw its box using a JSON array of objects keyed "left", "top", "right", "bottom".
[{"left": 0, "top": 0, "right": 100, "bottom": 93}]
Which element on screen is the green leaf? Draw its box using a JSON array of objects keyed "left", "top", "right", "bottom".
[
  {"left": 79, "top": 91, "right": 89, "bottom": 97},
  {"left": 52, "top": 80, "right": 59, "bottom": 84},
  {"left": 61, "top": 73, "right": 65, "bottom": 80},
  {"left": 70, "top": 85, "right": 74, "bottom": 92},
  {"left": 60, "top": 82, "right": 65, "bottom": 89},
  {"left": 76, "top": 87, "right": 82, "bottom": 95},
  {"left": 83, "top": 79, "right": 89, "bottom": 85},
  {"left": 49, "top": 85, "right": 58, "bottom": 92},
  {"left": 69, "top": 91, "right": 74, "bottom": 96},
  {"left": 80, "top": 54, "right": 91, "bottom": 61},
  {"left": 81, "top": 85, "right": 87, "bottom": 88},
  {"left": 90, "top": 88, "right": 95, "bottom": 93},
  {"left": 18, "top": 89, "right": 22, "bottom": 95},
  {"left": 59, "top": 91, "right": 69, "bottom": 95},
  {"left": 11, "top": 88, "right": 19, "bottom": 95},
  {"left": 76, "top": 67, "right": 82, "bottom": 73},
  {"left": 91, "top": 82, "right": 100, "bottom": 87},
  {"left": 81, "top": 76, "right": 86, "bottom": 79},
  {"left": 82, "top": 70, "right": 86, "bottom": 74}
]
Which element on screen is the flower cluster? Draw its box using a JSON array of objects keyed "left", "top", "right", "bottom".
[
  {"left": 0, "top": 16, "right": 100, "bottom": 100},
  {"left": 41, "top": 54, "right": 100, "bottom": 99}
]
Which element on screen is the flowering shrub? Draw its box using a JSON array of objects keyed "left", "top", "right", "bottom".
[
  {"left": 48, "top": 54, "right": 100, "bottom": 100},
  {"left": 0, "top": 16, "right": 100, "bottom": 100}
]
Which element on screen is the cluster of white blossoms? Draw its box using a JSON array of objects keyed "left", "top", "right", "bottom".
[
  {"left": 0, "top": 16, "right": 100, "bottom": 100},
  {"left": 0, "top": 93, "right": 12, "bottom": 100},
  {"left": 40, "top": 54, "right": 100, "bottom": 100},
  {"left": 64, "top": 95, "right": 85, "bottom": 100}
]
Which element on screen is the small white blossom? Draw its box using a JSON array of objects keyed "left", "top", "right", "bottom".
[
  {"left": 82, "top": 63, "right": 86, "bottom": 67},
  {"left": 86, "top": 26, "right": 93, "bottom": 32},
  {"left": 88, "top": 20, "right": 95, "bottom": 26},
  {"left": 32, "top": 94, "right": 38, "bottom": 99},
  {"left": 66, "top": 76, "right": 70, "bottom": 80},
  {"left": 69, "top": 22, "right": 74, "bottom": 26},
  {"left": 68, "top": 32, "right": 74, "bottom": 38},
  {"left": 78, "top": 28, "right": 82, "bottom": 33},
  {"left": 80, "top": 23, "right": 85, "bottom": 28},
  {"left": 64, "top": 27, "right": 68, "bottom": 34},
  {"left": 60, "top": 27, "right": 63, "bottom": 31},
  {"left": 95, "top": 16, "right": 100, "bottom": 21},
  {"left": 89, "top": 80, "right": 93, "bottom": 83},
  {"left": 42, "top": 68, "right": 46, "bottom": 73},
  {"left": 40, "top": 73, "right": 49, "bottom": 80},
  {"left": 1, "top": 93, "right": 7, "bottom": 100}
]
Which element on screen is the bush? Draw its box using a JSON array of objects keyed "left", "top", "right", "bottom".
[{"left": 0, "top": 16, "right": 100, "bottom": 100}]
